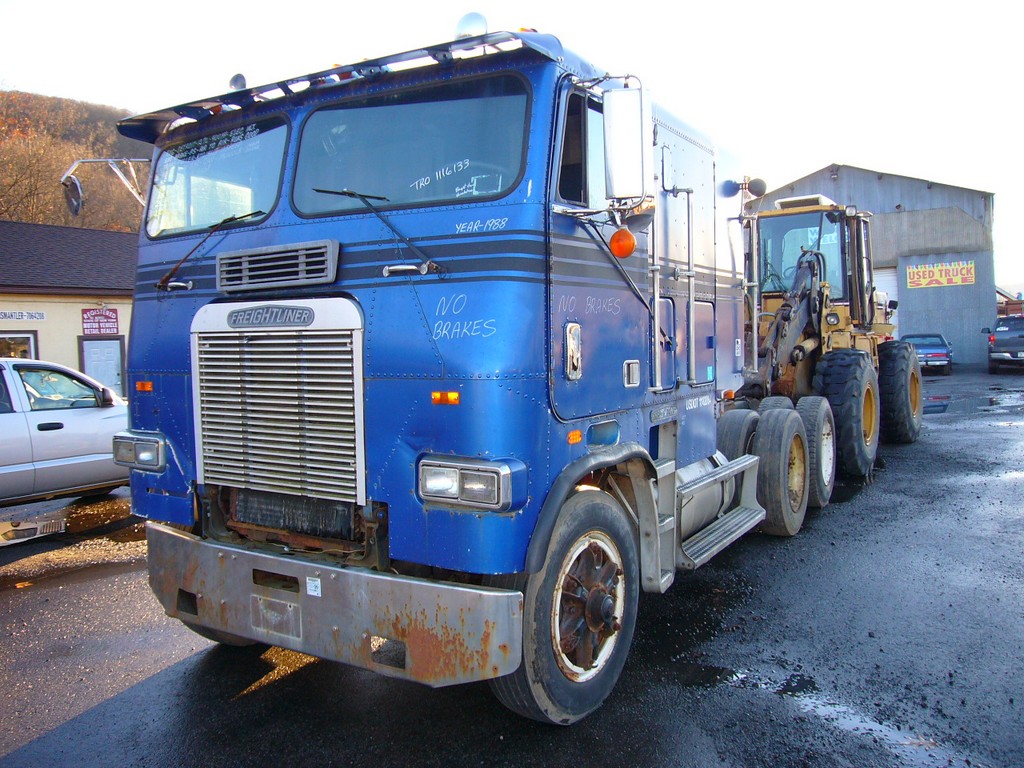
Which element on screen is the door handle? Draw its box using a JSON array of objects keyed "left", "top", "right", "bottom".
[{"left": 37, "top": 422, "right": 64, "bottom": 431}]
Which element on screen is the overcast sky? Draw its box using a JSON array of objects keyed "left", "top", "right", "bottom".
[{"left": 3, "top": 0, "right": 1020, "bottom": 293}]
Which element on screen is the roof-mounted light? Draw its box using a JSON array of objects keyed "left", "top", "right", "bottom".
[{"left": 456, "top": 12, "right": 488, "bottom": 38}]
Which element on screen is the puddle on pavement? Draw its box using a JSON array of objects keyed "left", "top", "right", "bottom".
[
  {"left": 664, "top": 667, "right": 990, "bottom": 767},
  {"left": 774, "top": 672, "right": 819, "bottom": 696},
  {"left": 923, "top": 395, "right": 998, "bottom": 415},
  {"left": 668, "top": 661, "right": 743, "bottom": 688},
  {"left": 789, "top": 694, "right": 985, "bottom": 767},
  {"left": 922, "top": 382, "right": 1024, "bottom": 415}
]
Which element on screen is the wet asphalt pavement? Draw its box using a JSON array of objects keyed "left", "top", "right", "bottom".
[{"left": 1, "top": 369, "right": 1022, "bottom": 767}]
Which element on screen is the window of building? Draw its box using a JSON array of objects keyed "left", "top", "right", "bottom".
[{"left": 0, "top": 332, "right": 38, "bottom": 359}]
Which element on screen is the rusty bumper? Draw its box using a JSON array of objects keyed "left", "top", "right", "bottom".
[{"left": 146, "top": 521, "right": 523, "bottom": 686}]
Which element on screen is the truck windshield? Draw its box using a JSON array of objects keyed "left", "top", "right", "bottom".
[
  {"left": 146, "top": 117, "right": 287, "bottom": 238},
  {"left": 758, "top": 211, "right": 845, "bottom": 298},
  {"left": 294, "top": 75, "right": 528, "bottom": 214}
]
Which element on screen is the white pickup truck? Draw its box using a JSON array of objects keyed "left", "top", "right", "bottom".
[{"left": 1, "top": 358, "right": 128, "bottom": 543}]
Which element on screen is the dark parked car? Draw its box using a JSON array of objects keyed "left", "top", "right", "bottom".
[
  {"left": 901, "top": 333, "right": 953, "bottom": 375},
  {"left": 987, "top": 315, "right": 1024, "bottom": 373}
]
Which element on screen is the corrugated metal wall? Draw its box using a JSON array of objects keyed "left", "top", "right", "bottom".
[{"left": 749, "top": 165, "right": 996, "bottom": 365}]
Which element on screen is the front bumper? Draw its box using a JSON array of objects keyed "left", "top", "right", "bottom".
[{"left": 146, "top": 522, "right": 523, "bottom": 686}]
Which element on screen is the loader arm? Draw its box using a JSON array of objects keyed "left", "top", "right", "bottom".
[{"left": 745, "top": 249, "right": 824, "bottom": 397}]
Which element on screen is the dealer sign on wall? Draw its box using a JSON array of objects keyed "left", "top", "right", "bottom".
[
  {"left": 81, "top": 307, "right": 119, "bottom": 335},
  {"left": 907, "top": 260, "right": 975, "bottom": 288}
]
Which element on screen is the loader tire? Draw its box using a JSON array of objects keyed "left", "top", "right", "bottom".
[
  {"left": 812, "top": 350, "right": 880, "bottom": 478},
  {"left": 878, "top": 340, "right": 923, "bottom": 444},
  {"left": 751, "top": 408, "right": 808, "bottom": 537},
  {"left": 795, "top": 395, "right": 836, "bottom": 509}
]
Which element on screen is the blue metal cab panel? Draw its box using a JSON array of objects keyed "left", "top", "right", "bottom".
[{"left": 119, "top": 31, "right": 741, "bottom": 576}]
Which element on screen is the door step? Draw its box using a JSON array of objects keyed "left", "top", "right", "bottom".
[{"left": 679, "top": 505, "right": 765, "bottom": 570}]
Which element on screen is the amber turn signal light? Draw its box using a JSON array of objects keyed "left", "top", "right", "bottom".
[{"left": 609, "top": 227, "right": 636, "bottom": 258}]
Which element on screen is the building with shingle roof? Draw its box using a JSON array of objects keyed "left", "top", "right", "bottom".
[{"left": 0, "top": 221, "right": 136, "bottom": 392}]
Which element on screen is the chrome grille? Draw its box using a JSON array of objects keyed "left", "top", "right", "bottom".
[
  {"left": 195, "top": 329, "right": 364, "bottom": 504},
  {"left": 217, "top": 240, "right": 339, "bottom": 292}
]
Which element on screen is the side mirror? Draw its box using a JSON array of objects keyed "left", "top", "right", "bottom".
[
  {"left": 603, "top": 87, "right": 652, "bottom": 201},
  {"left": 99, "top": 387, "right": 116, "bottom": 407},
  {"left": 981, "top": 327, "right": 991, "bottom": 334},
  {"left": 625, "top": 211, "right": 654, "bottom": 233},
  {"left": 62, "top": 175, "right": 84, "bottom": 217}
]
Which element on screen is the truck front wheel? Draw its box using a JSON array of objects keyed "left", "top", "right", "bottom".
[{"left": 489, "top": 490, "right": 638, "bottom": 724}]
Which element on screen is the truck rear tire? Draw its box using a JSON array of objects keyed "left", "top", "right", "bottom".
[
  {"left": 813, "top": 350, "right": 880, "bottom": 478},
  {"left": 795, "top": 395, "right": 835, "bottom": 509},
  {"left": 751, "top": 408, "right": 808, "bottom": 536},
  {"left": 717, "top": 409, "right": 760, "bottom": 460},
  {"left": 878, "top": 340, "right": 923, "bottom": 444},
  {"left": 758, "top": 395, "right": 794, "bottom": 412},
  {"left": 488, "top": 490, "right": 638, "bottom": 725}
]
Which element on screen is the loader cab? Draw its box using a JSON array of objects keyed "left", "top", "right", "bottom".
[{"left": 754, "top": 197, "right": 876, "bottom": 326}]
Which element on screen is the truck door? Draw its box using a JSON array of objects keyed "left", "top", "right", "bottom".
[
  {"left": 0, "top": 366, "right": 34, "bottom": 499},
  {"left": 15, "top": 365, "right": 125, "bottom": 493},
  {"left": 549, "top": 88, "right": 651, "bottom": 420}
]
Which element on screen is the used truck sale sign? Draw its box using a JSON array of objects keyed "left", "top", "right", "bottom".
[{"left": 907, "top": 260, "right": 975, "bottom": 288}]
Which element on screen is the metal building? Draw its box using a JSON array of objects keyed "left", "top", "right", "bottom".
[{"left": 749, "top": 164, "right": 995, "bottom": 366}]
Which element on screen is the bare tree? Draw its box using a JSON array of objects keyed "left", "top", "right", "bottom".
[{"left": 0, "top": 91, "right": 147, "bottom": 232}]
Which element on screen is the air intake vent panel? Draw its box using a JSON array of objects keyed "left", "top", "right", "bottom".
[{"left": 217, "top": 240, "right": 339, "bottom": 292}]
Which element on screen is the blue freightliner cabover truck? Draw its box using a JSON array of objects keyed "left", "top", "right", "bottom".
[{"left": 111, "top": 23, "right": 809, "bottom": 724}]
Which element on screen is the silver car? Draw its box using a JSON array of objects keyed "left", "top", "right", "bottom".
[{"left": 0, "top": 358, "right": 129, "bottom": 518}]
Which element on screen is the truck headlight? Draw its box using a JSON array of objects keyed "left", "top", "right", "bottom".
[
  {"left": 418, "top": 457, "right": 524, "bottom": 511},
  {"left": 420, "top": 466, "right": 460, "bottom": 498},
  {"left": 113, "top": 431, "right": 166, "bottom": 471},
  {"left": 459, "top": 471, "right": 499, "bottom": 506}
]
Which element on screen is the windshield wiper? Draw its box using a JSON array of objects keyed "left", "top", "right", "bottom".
[
  {"left": 155, "top": 210, "right": 264, "bottom": 291},
  {"left": 314, "top": 188, "right": 440, "bottom": 275}
]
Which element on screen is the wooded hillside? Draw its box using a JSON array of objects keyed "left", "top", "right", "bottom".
[{"left": 0, "top": 91, "right": 151, "bottom": 232}]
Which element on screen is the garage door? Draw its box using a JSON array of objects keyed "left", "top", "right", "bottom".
[{"left": 873, "top": 267, "right": 899, "bottom": 336}]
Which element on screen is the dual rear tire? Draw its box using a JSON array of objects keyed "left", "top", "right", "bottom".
[{"left": 718, "top": 406, "right": 812, "bottom": 536}]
